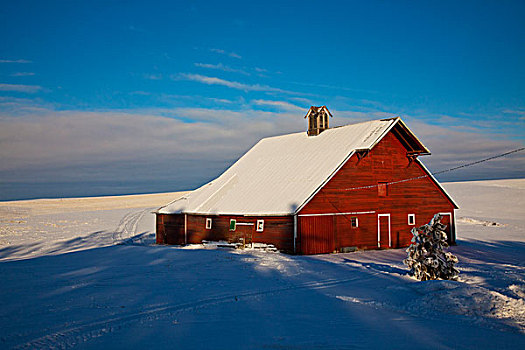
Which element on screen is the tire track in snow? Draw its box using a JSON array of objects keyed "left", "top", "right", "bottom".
[
  {"left": 111, "top": 211, "right": 133, "bottom": 243},
  {"left": 112, "top": 208, "right": 152, "bottom": 245},
  {"left": 14, "top": 276, "right": 360, "bottom": 349}
]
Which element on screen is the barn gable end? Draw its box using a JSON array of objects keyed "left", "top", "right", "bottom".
[{"left": 296, "top": 129, "right": 457, "bottom": 254}]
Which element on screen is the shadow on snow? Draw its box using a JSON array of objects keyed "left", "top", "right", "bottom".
[{"left": 0, "top": 235, "right": 523, "bottom": 349}]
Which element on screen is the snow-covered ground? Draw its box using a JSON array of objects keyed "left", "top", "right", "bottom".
[{"left": 0, "top": 180, "right": 524, "bottom": 349}]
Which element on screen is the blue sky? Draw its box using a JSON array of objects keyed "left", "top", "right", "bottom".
[{"left": 1, "top": 0, "right": 524, "bottom": 200}]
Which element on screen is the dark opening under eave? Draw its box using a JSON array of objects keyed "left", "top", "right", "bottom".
[{"left": 390, "top": 119, "right": 431, "bottom": 156}]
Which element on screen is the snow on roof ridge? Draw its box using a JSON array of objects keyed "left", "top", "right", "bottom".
[{"left": 259, "top": 117, "right": 398, "bottom": 142}]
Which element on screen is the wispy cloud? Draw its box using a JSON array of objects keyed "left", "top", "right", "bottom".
[
  {"left": 502, "top": 109, "right": 525, "bottom": 116},
  {"left": 173, "top": 73, "right": 300, "bottom": 95},
  {"left": 253, "top": 66, "right": 281, "bottom": 77},
  {"left": 194, "top": 62, "right": 249, "bottom": 75},
  {"left": 251, "top": 99, "right": 304, "bottom": 111},
  {"left": 129, "top": 91, "right": 152, "bottom": 96},
  {"left": 0, "top": 59, "right": 32, "bottom": 64},
  {"left": 10, "top": 72, "right": 35, "bottom": 77},
  {"left": 153, "top": 93, "right": 238, "bottom": 106},
  {"left": 289, "top": 96, "right": 314, "bottom": 105},
  {"left": 210, "top": 48, "right": 242, "bottom": 59},
  {"left": 209, "top": 97, "right": 234, "bottom": 104},
  {"left": 290, "top": 81, "right": 378, "bottom": 95},
  {"left": 0, "top": 96, "right": 52, "bottom": 111},
  {"left": 144, "top": 73, "right": 162, "bottom": 80},
  {"left": 0, "top": 83, "right": 43, "bottom": 93}
]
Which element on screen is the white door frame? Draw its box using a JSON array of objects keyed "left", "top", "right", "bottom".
[
  {"left": 439, "top": 212, "right": 454, "bottom": 241},
  {"left": 377, "top": 214, "right": 391, "bottom": 248}
]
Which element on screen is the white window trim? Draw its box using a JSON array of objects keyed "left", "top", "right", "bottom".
[
  {"left": 351, "top": 217, "right": 359, "bottom": 228},
  {"left": 408, "top": 214, "right": 416, "bottom": 226},
  {"left": 205, "top": 218, "right": 212, "bottom": 230},
  {"left": 256, "top": 219, "right": 264, "bottom": 232}
]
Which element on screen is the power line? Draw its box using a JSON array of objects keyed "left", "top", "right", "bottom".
[
  {"left": 315, "top": 146, "right": 523, "bottom": 225},
  {"left": 337, "top": 147, "right": 525, "bottom": 192},
  {"left": 432, "top": 147, "right": 524, "bottom": 176}
]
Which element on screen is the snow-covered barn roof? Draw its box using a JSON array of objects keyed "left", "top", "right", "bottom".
[{"left": 158, "top": 117, "right": 454, "bottom": 215}]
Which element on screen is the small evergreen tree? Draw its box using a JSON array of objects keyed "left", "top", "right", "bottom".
[{"left": 404, "top": 214, "right": 459, "bottom": 281}]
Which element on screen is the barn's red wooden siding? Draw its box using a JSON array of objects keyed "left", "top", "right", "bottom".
[
  {"left": 156, "top": 214, "right": 185, "bottom": 245},
  {"left": 297, "top": 131, "right": 455, "bottom": 253},
  {"left": 156, "top": 214, "right": 294, "bottom": 253}
]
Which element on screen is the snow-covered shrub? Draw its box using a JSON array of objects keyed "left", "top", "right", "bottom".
[{"left": 404, "top": 214, "right": 459, "bottom": 281}]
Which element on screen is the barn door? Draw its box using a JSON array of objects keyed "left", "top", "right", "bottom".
[
  {"left": 377, "top": 214, "right": 391, "bottom": 248},
  {"left": 299, "top": 216, "right": 335, "bottom": 254}
]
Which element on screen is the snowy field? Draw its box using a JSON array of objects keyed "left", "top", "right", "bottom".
[{"left": 0, "top": 180, "right": 524, "bottom": 349}]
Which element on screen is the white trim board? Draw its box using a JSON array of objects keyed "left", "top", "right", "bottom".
[
  {"left": 377, "top": 214, "right": 391, "bottom": 248},
  {"left": 439, "top": 212, "right": 454, "bottom": 241},
  {"left": 184, "top": 214, "right": 188, "bottom": 244},
  {"left": 293, "top": 215, "right": 297, "bottom": 254},
  {"left": 298, "top": 211, "right": 375, "bottom": 217}
]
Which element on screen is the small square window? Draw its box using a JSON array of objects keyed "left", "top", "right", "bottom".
[
  {"left": 378, "top": 182, "right": 388, "bottom": 197},
  {"left": 408, "top": 214, "right": 415, "bottom": 226},
  {"left": 351, "top": 217, "right": 358, "bottom": 228},
  {"left": 205, "top": 218, "right": 212, "bottom": 230},
  {"left": 229, "top": 219, "right": 236, "bottom": 231},
  {"left": 256, "top": 219, "right": 264, "bottom": 232}
]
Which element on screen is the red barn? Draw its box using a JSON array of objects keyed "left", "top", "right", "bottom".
[{"left": 156, "top": 106, "right": 458, "bottom": 254}]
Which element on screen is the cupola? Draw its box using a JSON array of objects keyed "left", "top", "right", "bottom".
[{"left": 305, "top": 106, "right": 332, "bottom": 136}]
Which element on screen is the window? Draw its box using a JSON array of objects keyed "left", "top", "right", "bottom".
[
  {"left": 229, "top": 219, "right": 236, "bottom": 231},
  {"left": 351, "top": 217, "right": 358, "bottom": 228},
  {"left": 378, "top": 182, "right": 388, "bottom": 197},
  {"left": 408, "top": 214, "right": 416, "bottom": 226},
  {"left": 256, "top": 219, "right": 264, "bottom": 232},
  {"left": 205, "top": 218, "right": 212, "bottom": 230}
]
